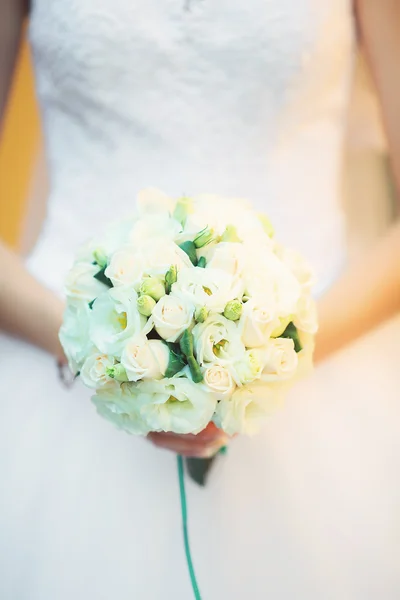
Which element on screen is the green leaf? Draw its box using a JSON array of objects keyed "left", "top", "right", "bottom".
[
  {"left": 197, "top": 256, "right": 206, "bottom": 268},
  {"left": 178, "top": 241, "right": 198, "bottom": 266},
  {"left": 88, "top": 299, "right": 96, "bottom": 310},
  {"left": 165, "top": 344, "right": 186, "bottom": 378},
  {"left": 94, "top": 267, "right": 113, "bottom": 288},
  {"left": 280, "top": 321, "right": 302, "bottom": 353}
]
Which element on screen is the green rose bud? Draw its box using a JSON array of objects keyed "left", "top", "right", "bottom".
[
  {"left": 173, "top": 196, "right": 193, "bottom": 226},
  {"left": 139, "top": 277, "right": 166, "bottom": 301},
  {"left": 93, "top": 248, "right": 108, "bottom": 269},
  {"left": 223, "top": 299, "right": 243, "bottom": 321},
  {"left": 195, "top": 306, "right": 208, "bottom": 323},
  {"left": 106, "top": 364, "right": 129, "bottom": 382},
  {"left": 194, "top": 226, "right": 214, "bottom": 248},
  {"left": 258, "top": 213, "right": 275, "bottom": 238},
  {"left": 137, "top": 294, "right": 156, "bottom": 317},
  {"left": 165, "top": 265, "right": 177, "bottom": 294},
  {"left": 220, "top": 225, "right": 242, "bottom": 243}
]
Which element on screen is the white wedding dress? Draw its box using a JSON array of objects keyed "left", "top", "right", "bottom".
[{"left": 1, "top": 1, "right": 400, "bottom": 598}]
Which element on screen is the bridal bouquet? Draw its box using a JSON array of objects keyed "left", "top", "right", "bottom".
[{"left": 60, "top": 189, "right": 317, "bottom": 483}]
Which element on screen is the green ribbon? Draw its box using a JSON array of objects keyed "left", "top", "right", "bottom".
[{"left": 177, "top": 455, "right": 202, "bottom": 600}]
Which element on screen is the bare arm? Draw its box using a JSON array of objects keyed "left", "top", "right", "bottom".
[
  {"left": 0, "top": 0, "right": 64, "bottom": 359},
  {"left": 315, "top": 0, "right": 400, "bottom": 362}
]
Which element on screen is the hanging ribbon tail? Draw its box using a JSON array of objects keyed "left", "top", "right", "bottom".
[{"left": 178, "top": 455, "right": 202, "bottom": 600}]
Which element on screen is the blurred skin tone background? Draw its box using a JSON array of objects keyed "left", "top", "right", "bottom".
[{"left": 0, "top": 39, "right": 397, "bottom": 271}]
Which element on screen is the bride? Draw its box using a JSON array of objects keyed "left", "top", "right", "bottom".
[{"left": 1, "top": 1, "right": 400, "bottom": 598}]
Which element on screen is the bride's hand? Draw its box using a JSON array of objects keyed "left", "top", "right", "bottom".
[{"left": 147, "top": 422, "right": 228, "bottom": 457}]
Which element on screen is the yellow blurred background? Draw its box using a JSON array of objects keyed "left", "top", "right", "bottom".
[{"left": 0, "top": 40, "right": 40, "bottom": 249}]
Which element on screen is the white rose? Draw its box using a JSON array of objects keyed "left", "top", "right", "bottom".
[
  {"left": 92, "top": 381, "right": 151, "bottom": 436},
  {"left": 130, "top": 214, "right": 181, "bottom": 247},
  {"left": 239, "top": 297, "right": 279, "bottom": 348},
  {"left": 215, "top": 381, "right": 278, "bottom": 436},
  {"left": 105, "top": 246, "right": 143, "bottom": 287},
  {"left": 90, "top": 287, "right": 146, "bottom": 357},
  {"left": 80, "top": 352, "right": 115, "bottom": 388},
  {"left": 121, "top": 335, "right": 170, "bottom": 381},
  {"left": 59, "top": 301, "right": 92, "bottom": 373},
  {"left": 192, "top": 314, "right": 245, "bottom": 366},
  {"left": 245, "top": 252, "right": 301, "bottom": 317},
  {"left": 136, "top": 376, "right": 217, "bottom": 434},
  {"left": 204, "top": 242, "right": 247, "bottom": 279},
  {"left": 275, "top": 245, "right": 316, "bottom": 291},
  {"left": 234, "top": 210, "right": 271, "bottom": 246},
  {"left": 65, "top": 261, "right": 107, "bottom": 302},
  {"left": 231, "top": 348, "right": 266, "bottom": 385},
  {"left": 74, "top": 218, "right": 135, "bottom": 264},
  {"left": 136, "top": 188, "right": 175, "bottom": 215},
  {"left": 140, "top": 242, "right": 192, "bottom": 279},
  {"left": 146, "top": 294, "right": 194, "bottom": 342},
  {"left": 261, "top": 338, "right": 298, "bottom": 382},
  {"left": 189, "top": 195, "right": 268, "bottom": 246},
  {"left": 293, "top": 294, "right": 318, "bottom": 334},
  {"left": 173, "top": 267, "right": 243, "bottom": 312},
  {"left": 202, "top": 364, "right": 236, "bottom": 399}
]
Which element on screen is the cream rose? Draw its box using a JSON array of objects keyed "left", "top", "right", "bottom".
[
  {"left": 80, "top": 352, "right": 115, "bottom": 388},
  {"left": 146, "top": 294, "right": 194, "bottom": 342},
  {"left": 105, "top": 246, "right": 143, "bottom": 287},
  {"left": 239, "top": 298, "right": 279, "bottom": 348},
  {"left": 293, "top": 295, "right": 318, "bottom": 334},
  {"left": 136, "top": 377, "right": 217, "bottom": 434},
  {"left": 261, "top": 338, "right": 298, "bottom": 382},
  {"left": 203, "top": 364, "right": 236, "bottom": 398},
  {"left": 231, "top": 348, "right": 266, "bottom": 385},
  {"left": 215, "top": 381, "right": 278, "bottom": 436},
  {"left": 192, "top": 314, "right": 245, "bottom": 366},
  {"left": 121, "top": 335, "right": 170, "bottom": 381}
]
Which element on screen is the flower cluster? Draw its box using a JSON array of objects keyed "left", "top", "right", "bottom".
[{"left": 60, "top": 188, "right": 317, "bottom": 436}]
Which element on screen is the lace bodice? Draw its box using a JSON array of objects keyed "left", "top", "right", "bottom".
[{"left": 28, "top": 0, "right": 354, "bottom": 294}]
